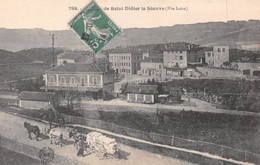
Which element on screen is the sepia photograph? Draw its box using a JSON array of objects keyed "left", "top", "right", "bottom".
[{"left": 0, "top": 0, "right": 259, "bottom": 164}]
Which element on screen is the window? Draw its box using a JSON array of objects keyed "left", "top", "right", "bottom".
[
  {"left": 70, "top": 77, "right": 75, "bottom": 84},
  {"left": 180, "top": 51, "right": 182, "bottom": 54},
  {"left": 159, "top": 65, "right": 161, "bottom": 69},
  {"left": 218, "top": 48, "right": 221, "bottom": 52},
  {"left": 81, "top": 77, "right": 85, "bottom": 86},
  {"left": 208, "top": 53, "right": 211, "bottom": 57},
  {"left": 212, "top": 53, "right": 214, "bottom": 57},
  {"left": 50, "top": 76, "right": 54, "bottom": 83},
  {"left": 180, "top": 56, "right": 183, "bottom": 60},
  {"left": 222, "top": 48, "right": 225, "bottom": 52},
  {"left": 61, "top": 77, "right": 65, "bottom": 84}
]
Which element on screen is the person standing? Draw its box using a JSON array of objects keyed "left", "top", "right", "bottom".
[{"left": 77, "top": 138, "right": 85, "bottom": 157}]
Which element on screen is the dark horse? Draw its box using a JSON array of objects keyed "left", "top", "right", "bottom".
[{"left": 24, "top": 122, "right": 40, "bottom": 141}]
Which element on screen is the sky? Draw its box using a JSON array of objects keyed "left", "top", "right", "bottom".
[{"left": 0, "top": 0, "right": 259, "bottom": 30}]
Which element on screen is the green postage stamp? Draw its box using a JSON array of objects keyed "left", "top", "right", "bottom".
[{"left": 68, "top": 0, "right": 121, "bottom": 53}]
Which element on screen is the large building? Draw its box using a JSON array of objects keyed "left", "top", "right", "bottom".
[
  {"left": 41, "top": 62, "right": 114, "bottom": 100},
  {"left": 163, "top": 47, "right": 188, "bottom": 69},
  {"left": 163, "top": 44, "right": 189, "bottom": 77},
  {"left": 205, "top": 46, "right": 229, "bottom": 67},
  {"left": 109, "top": 50, "right": 143, "bottom": 74}
]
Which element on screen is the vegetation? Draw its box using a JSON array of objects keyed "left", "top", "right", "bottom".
[
  {"left": 16, "top": 76, "right": 45, "bottom": 92},
  {"left": 98, "top": 110, "right": 260, "bottom": 154},
  {"left": 0, "top": 64, "right": 50, "bottom": 82},
  {"left": 161, "top": 79, "right": 260, "bottom": 112}
]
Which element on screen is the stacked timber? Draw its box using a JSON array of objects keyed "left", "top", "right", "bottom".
[{"left": 86, "top": 131, "right": 118, "bottom": 156}]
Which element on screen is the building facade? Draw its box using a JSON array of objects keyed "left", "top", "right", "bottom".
[
  {"left": 18, "top": 91, "right": 57, "bottom": 110},
  {"left": 125, "top": 84, "right": 158, "bottom": 104},
  {"left": 205, "top": 46, "right": 229, "bottom": 67},
  {"left": 187, "top": 47, "right": 213, "bottom": 65},
  {"left": 163, "top": 50, "right": 188, "bottom": 69},
  {"left": 109, "top": 51, "right": 143, "bottom": 74},
  {"left": 42, "top": 62, "right": 114, "bottom": 100},
  {"left": 140, "top": 62, "right": 166, "bottom": 77}
]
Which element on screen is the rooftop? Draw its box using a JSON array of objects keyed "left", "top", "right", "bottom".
[
  {"left": 18, "top": 91, "right": 56, "bottom": 101},
  {"left": 45, "top": 62, "right": 111, "bottom": 73},
  {"left": 109, "top": 49, "right": 144, "bottom": 55}
]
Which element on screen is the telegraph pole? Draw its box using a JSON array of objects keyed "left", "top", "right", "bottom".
[{"left": 52, "top": 34, "right": 55, "bottom": 70}]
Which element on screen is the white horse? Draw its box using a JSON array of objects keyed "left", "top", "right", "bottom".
[{"left": 49, "top": 129, "right": 63, "bottom": 147}]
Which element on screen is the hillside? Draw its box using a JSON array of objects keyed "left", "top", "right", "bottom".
[
  {"left": 0, "top": 48, "right": 64, "bottom": 65},
  {"left": 0, "top": 20, "right": 260, "bottom": 51}
]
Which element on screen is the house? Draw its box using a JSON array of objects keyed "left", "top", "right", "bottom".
[
  {"left": 41, "top": 61, "right": 114, "bottom": 100},
  {"left": 56, "top": 52, "right": 93, "bottom": 66},
  {"left": 187, "top": 47, "right": 212, "bottom": 66},
  {"left": 205, "top": 46, "right": 229, "bottom": 67},
  {"left": 109, "top": 49, "right": 143, "bottom": 74},
  {"left": 124, "top": 84, "right": 158, "bottom": 104},
  {"left": 18, "top": 91, "right": 57, "bottom": 110},
  {"left": 139, "top": 58, "right": 166, "bottom": 79},
  {"left": 163, "top": 44, "right": 189, "bottom": 77}
]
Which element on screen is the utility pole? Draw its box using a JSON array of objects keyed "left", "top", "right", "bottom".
[{"left": 52, "top": 34, "right": 55, "bottom": 70}]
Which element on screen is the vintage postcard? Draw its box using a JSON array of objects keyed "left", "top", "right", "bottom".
[{"left": 0, "top": 0, "right": 259, "bottom": 165}]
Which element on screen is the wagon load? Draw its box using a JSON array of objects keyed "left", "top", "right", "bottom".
[{"left": 86, "top": 131, "right": 118, "bottom": 157}]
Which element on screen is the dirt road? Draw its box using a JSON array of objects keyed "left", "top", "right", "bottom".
[{"left": 0, "top": 111, "right": 195, "bottom": 165}]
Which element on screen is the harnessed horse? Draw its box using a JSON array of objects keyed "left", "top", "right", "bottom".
[{"left": 24, "top": 122, "right": 40, "bottom": 141}]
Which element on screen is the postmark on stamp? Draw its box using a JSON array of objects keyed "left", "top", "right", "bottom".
[{"left": 68, "top": 0, "right": 121, "bottom": 53}]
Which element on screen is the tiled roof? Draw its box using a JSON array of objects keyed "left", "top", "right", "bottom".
[
  {"left": 125, "top": 84, "right": 158, "bottom": 94},
  {"left": 18, "top": 91, "right": 56, "bottom": 101},
  {"left": 40, "top": 86, "right": 102, "bottom": 92},
  {"left": 45, "top": 62, "right": 107, "bottom": 73},
  {"left": 109, "top": 49, "right": 144, "bottom": 55}
]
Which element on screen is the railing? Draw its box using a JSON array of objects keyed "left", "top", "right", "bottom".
[
  {"left": 46, "top": 83, "right": 103, "bottom": 88},
  {"left": 61, "top": 113, "right": 260, "bottom": 164}
]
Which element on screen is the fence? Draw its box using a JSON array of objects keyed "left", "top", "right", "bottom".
[
  {"left": 61, "top": 114, "right": 260, "bottom": 164},
  {"left": 0, "top": 98, "right": 19, "bottom": 107}
]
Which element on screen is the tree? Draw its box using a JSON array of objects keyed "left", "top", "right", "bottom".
[
  {"left": 147, "top": 79, "right": 151, "bottom": 84},
  {"left": 64, "top": 90, "right": 81, "bottom": 111},
  {"left": 151, "top": 78, "right": 156, "bottom": 85}
]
